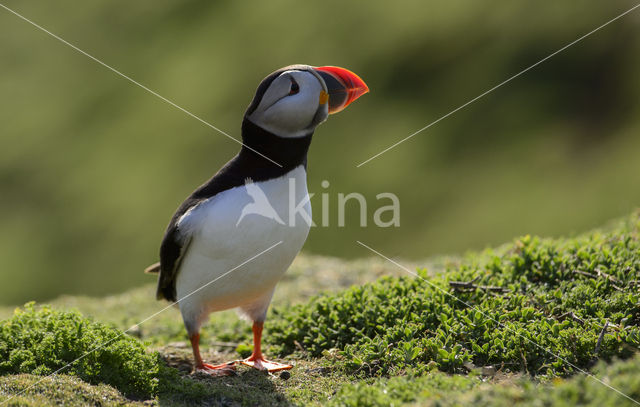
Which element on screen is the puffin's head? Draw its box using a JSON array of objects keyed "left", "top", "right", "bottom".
[{"left": 245, "top": 65, "right": 368, "bottom": 138}]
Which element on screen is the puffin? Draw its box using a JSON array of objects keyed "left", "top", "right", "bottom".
[{"left": 145, "top": 65, "right": 368, "bottom": 374}]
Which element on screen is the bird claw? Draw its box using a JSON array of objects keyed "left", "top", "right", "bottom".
[
  {"left": 239, "top": 357, "right": 292, "bottom": 372},
  {"left": 196, "top": 362, "right": 237, "bottom": 376}
]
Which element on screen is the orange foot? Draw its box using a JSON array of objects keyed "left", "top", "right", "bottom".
[
  {"left": 196, "top": 361, "right": 237, "bottom": 376},
  {"left": 239, "top": 356, "right": 292, "bottom": 372}
]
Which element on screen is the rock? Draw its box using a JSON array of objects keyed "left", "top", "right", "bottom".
[
  {"left": 127, "top": 325, "right": 142, "bottom": 338},
  {"left": 481, "top": 366, "right": 496, "bottom": 376}
]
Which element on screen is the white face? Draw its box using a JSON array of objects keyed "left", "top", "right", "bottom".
[{"left": 247, "top": 69, "right": 330, "bottom": 138}]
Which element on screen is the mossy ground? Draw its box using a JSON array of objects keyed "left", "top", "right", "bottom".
[{"left": 1, "top": 213, "right": 640, "bottom": 406}]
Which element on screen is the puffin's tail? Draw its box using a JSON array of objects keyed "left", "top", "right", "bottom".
[{"left": 144, "top": 262, "right": 161, "bottom": 274}]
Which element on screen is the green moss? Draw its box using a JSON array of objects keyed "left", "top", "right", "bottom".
[
  {"left": 268, "top": 214, "right": 640, "bottom": 377},
  {"left": 0, "top": 374, "right": 146, "bottom": 407},
  {"left": 327, "top": 372, "right": 478, "bottom": 407},
  {"left": 0, "top": 303, "right": 159, "bottom": 399},
  {"left": 329, "top": 355, "right": 640, "bottom": 407},
  {"left": 2, "top": 216, "right": 640, "bottom": 406}
]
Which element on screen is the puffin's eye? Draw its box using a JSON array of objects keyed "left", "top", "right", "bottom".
[{"left": 289, "top": 79, "right": 300, "bottom": 95}]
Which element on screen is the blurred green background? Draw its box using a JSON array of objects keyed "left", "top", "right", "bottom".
[{"left": 1, "top": 0, "right": 639, "bottom": 304}]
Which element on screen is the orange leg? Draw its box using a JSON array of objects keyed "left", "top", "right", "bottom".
[
  {"left": 189, "top": 333, "right": 236, "bottom": 375},
  {"left": 240, "top": 321, "right": 292, "bottom": 372}
]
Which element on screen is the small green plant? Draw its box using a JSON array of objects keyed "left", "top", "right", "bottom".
[
  {"left": 268, "top": 214, "right": 640, "bottom": 377},
  {"left": 327, "top": 372, "right": 477, "bottom": 407},
  {"left": 327, "top": 355, "right": 640, "bottom": 407},
  {"left": 0, "top": 303, "right": 159, "bottom": 398},
  {"left": 2, "top": 215, "right": 640, "bottom": 406}
]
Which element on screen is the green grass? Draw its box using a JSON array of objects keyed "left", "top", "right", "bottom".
[
  {"left": 1, "top": 213, "right": 640, "bottom": 406},
  {"left": 268, "top": 213, "right": 640, "bottom": 378},
  {"left": 327, "top": 356, "right": 640, "bottom": 407},
  {"left": 0, "top": 374, "right": 146, "bottom": 407},
  {"left": 0, "top": 304, "right": 159, "bottom": 399}
]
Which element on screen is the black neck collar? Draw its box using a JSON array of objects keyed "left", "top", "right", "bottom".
[
  {"left": 239, "top": 118, "right": 313, "bottom": 172},
  {"left": 184, "top": 119, "right": 313, "bottom": 203}
]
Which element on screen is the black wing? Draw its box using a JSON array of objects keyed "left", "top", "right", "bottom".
[
  {"left": 155, "top": 197, "right": 201, "bottom": 302},
  {"left": 153, "top": 157, "right": 240, "bottom": 302}
]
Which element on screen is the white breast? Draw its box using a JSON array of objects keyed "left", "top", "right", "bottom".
[{"left": 175, "top": 165, "right": 311, "bottom": 328}]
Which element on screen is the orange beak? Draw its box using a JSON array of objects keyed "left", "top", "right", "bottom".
[{"left": 314, "top": 66, "right": 369, "bottom": 114}]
